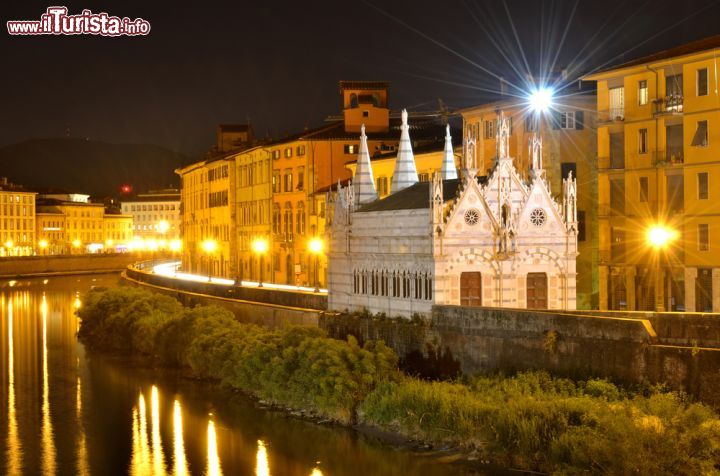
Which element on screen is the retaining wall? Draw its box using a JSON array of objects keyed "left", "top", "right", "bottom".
[{"left": 0, "top": 254, "right": 137, "bottom": 278}]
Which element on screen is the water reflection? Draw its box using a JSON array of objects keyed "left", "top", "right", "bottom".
[
  {"left": 41, "top": 293, "right": 57, "bottom": 474},
  {"left": 0, "top": 275, "right": 479, "bottom": 476},
  {"left": 5, "top": 297, "right": 22, "bottom": 476},
  {"left": 207, "top": 418, "right": 223, "bottom": 476},
  {"left": 256, "top": 440, "right": 270, "bottom": 476},
  {"left": 172, "top": 400, "right": 189, "bottom": 476}
]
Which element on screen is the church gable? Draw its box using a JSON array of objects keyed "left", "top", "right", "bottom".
[
  {"left": 516, "top": 179, "right": 566, "bottom": 237},
  {"left": 442, "top": 177, "right": 496, "bottom": 239}
]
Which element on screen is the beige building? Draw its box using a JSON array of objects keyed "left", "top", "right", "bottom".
[
  {"left": 36, "top": 211, "right": 65, "bottom": 255},
  {"left": 120, "top": 189, "right": 181, "bottom": 240},
  {"left": 0, "top": 180, "right": 36, "bottom": 257},
  {"left": 102, "top": 213, "right": 134, "bottom": 250}
]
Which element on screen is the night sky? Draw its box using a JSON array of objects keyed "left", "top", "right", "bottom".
[{"left": 2, "top": 0, "right": 720, "bottom": 158}]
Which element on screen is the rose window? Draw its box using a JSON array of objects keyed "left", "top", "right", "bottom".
[
  {"left": 464, "top": 208, "right": 480, "bottom": 226},
  {"left": 529, "top": 208, "right": 547, "bottom": 227}
]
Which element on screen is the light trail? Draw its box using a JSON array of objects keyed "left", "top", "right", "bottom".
[{"left": 149, "top": 261, "right": 328, "bottom": 294}]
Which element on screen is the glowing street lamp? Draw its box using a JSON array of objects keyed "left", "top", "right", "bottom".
[
  {"left": 201, "top": 239, "right": 217, "bottom": 282},
  {"left": 646, "top": 224, "right": 678, "bottom": 312},
  {"left": 308, "top": 237, "right": 324, "bottom": 293},
  {"left": 158, "top": 220, "right": 170, "bottom": 235},
  {"left": 529, "top": 86, "right": 554, "bottom": 113},
  {"left": 251, "top": 238, "right": 268, "bottom": 288},
  {"left": 72, "top": 239, "right": 82, "bottom": 254},
  {"left": 38, "top": 239, "right": 49, "bottom": 255},
  {"left": 169, "top": 239, "right": 182, "bottom": 253}
]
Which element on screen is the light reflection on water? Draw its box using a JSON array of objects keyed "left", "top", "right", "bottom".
[{"left": 0, "top": 275, "right": 481, "bottom": 476}]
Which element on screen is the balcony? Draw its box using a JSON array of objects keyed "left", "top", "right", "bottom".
[
  {"left": 653, "top": 95, "right": 683, "bottom": 116},
  {"left": 598, "top": 107, "right": 625, "bottom": 124},
  {"left": 652, "top": 150, "right": 684, "bottom": 166},
  {"left": 597, "top": 156, "right": 625, "bottom": 171}
]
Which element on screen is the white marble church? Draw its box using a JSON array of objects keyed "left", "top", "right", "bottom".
[{"left": 326, "top": 111, "right": 578, "bottom": 317}]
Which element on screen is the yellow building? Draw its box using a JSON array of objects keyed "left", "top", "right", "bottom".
[
  {"left": 36, "top": 199, "right": 105, "bottom": 254},
  {"left": 584, "top": 36, "right": 720, "bottom": 312},
  {"left": 458, "top": 94, "right": 598, "bottom": 309},
  {"left": 0, "top": 181, "right": 36, "bottom": 256},
  {"left": 36, "top": 212, "right": 65, "bottom": 255},
  {"left": 102, "top": 213, "right": 133, "bottom": 251}
]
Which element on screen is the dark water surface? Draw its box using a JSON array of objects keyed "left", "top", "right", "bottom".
[{"left": 0, "top": 274, "right": 485, "bottom": 475}]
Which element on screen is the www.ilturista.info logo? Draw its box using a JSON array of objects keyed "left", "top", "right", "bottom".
[{"left": 7, "top": 6, "right": 150, "bottom": 36}]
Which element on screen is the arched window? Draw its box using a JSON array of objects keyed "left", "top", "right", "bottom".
[
  {"left": 284, "top": 202, "right": 293, "bottom": 239},
  {"left": 349, "top": 93, "right": 358, "bottom": 108},
  {"left": 392, "top": 271, "right": 400, "bottom": 297},
  {"left": 381, "top": 270, "right": 389, "bottom": 296},
  {"left": 402, "top": 271, "right": 410, "bottom": 298},
  {"left": 272, "top": 204, "right": 281, "bottom": 235},
  {"left": 296, "top": 202, "right": 306, "bottom": 235},
  {"left": 361, "top": 270, "right": 368, "bottom": 294}
]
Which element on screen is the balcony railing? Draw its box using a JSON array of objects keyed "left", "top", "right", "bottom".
[
  {"left": 652, "top": 150, "right": 684, "bottom": 165},
  {"left": 598, "top": 107, "right": 625, "bottom": 124},
  {"left": 598, "top": 156, "right": 626, "bottom": 170},
  {"left": 653, "top": 95, "right": 683, "bottom": 115}
]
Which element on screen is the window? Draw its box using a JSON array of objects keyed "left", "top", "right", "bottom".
[
  {"left": 638, "top": 128, "right": 648, "bottom": 154},
  {"left": 343, "top": 144, "right": 357, "bottom": 154},
  {"left": 691, "top": 120, "right": 708, "bottom": 147},
  {"left": 698, "top": 172, "right": 709, "bottom": 200},
  {"left": 376, "top": 176, "right": 388, "bottom": 196},
  {"left": 272, "top": 204, "right": 281, "bottom": 234},
  {"left": 639, "top": 177, "right": 649, "bottom": 202},
  {"left": 697, "top": 68, "right": 708, "bottom": 97},
  {"left": 483, "top": 120, "right": 494, "bottom": 139},
  {"left": 610, "top": 177, "right": 625, "bottom": 214},
  {"left": 272, "top": 150, "right": 281, "bottom": 160},
  {"left": 561, "top": 162, "right": 577, "bottom": 181},
  {"left": 272, "top": 170, "right": 281, "bottom": 193},
  {"left": 698, "top": 224, "right": 709, "bottom": 251},
  {"left": 562, "top": 111, "right": 575, "bottom": 129},
  {"left": 363, "top": 110, "right": 369, "bottom": 118},
  {"left": 296, "top": 167, "right": 304, "bottom": 190},
  {"left": 667, "top": 174, "right": 684, "bottom": 214},
  {"left": 610, "top": 132, "right": 625, "bottom": 169},
  {"left": 525, "top": 113, "right": 539, "bottom": 132},
  {"left": 638, "top": 80, "right": 648, "bottom": 105},
  {"left": 283, "top": 169, "right": 293, "bottom": 192},
  {"left": 418, "top": 173, "right": 430, "bottom": 182},
  {"left": 284, "top": 147, "right": 292, "bottom": 158},
  {"left": 296, "top": 202, "right": 305, "bottom": 235},
  {"left": 296, "top": 145, "right": 306, "bottom": 156},
  {"left": 609, "top": 87, "right": 625, "bottom": 120},
  {"left": 283, "top": 203, "right": 293, "bottom": 237}
]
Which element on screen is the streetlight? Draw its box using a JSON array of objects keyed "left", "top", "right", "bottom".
[
  {"left": 72, "top": 239, "right": 82, "bottom": 254},
  {"left": 169, "top": 239, "right": 182, "bottom": 253},
  {"left": 646, "top": 224, "right": 678, "bottom": 312},
  {"left": 528, "top": 86, "right": 554, "bottom": 113},
  {"left": 201, "top": 239, "right": 217, "bottom": 282},
  {"left": 308, "top": 237, "right": 324, "bottom": 293},
  {"left": 251, "top": 238, "right": 268, "bottom": 288},
  {"left": 38, "top": 239, "right": 49, "bottom": 255}
]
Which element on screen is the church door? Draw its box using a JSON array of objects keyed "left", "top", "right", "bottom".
[
  {"left": 526, "top": 273, "right": 548, "bottom": 309},
  {"left": 460, "top": 272, "right": 482, "bottom": 307}
]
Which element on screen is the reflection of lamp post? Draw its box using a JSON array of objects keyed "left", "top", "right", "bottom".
[
  {"left": 646, "top": 225, "right": 677, "bottom": 312},
  {"left": 308, "top": 237, "right": 324, "bottom": 293},
  {"left": 252, "top": 238, "right": 268, "bottom": 288},
  {"left": 201, "top": 239, "right": 217, "bottom": 282}
]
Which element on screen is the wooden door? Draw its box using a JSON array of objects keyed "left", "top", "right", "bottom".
[
  {"left": 526, "top": 273, "right": 548, "bottom": 309},
  {"left": 460, "top": 272, "right": 482, "bottom": 307}
]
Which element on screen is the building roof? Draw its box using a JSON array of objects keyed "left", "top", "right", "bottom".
[
  {"left": 339, "top": 81, "right": 390, "bottom": 91},
  {"left": 355, "top": 178, "right": 467, "bottom": 213},
  {"left": 36, "top": 198, "right": 103, "bottom": 208},
  {"left": 586, "top": 35, "right": 720, "bottom": 77},
  {"left": 122, "top": 193, "right": 180, "bottom": 203}
]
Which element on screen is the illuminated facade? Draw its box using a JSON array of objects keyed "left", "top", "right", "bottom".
[
  {"left": 120, "top": 189, "right": 181, "bottom": 241},
  {"left": 0, "top": 181, "right": 36, "bottom": 257},
  {"left": 458, "top": 93, "right": 597, "bottom": 309},
  {"left": 327, "top": 116, "right": 578, "bottom": 317},
  {"left": 102, "top": 214, "right": 134, "bottom": 250},
  {"left": 584, "top": 36, "right": 720, "bottom": 312}
]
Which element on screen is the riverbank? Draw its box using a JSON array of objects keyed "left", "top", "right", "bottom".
[
  {"left": 77, "top": 287, "right": 720, "bottom": 474},
  {"left": 0, "top": 253, "right": 137, "bottom": 279}
]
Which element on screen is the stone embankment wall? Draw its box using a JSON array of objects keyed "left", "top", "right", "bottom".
[
  {"left": 0, "top": 254, "right": 137, "bottom": 278},
  {"left": 320, "top": 305, "right": 720, "bottom": 407},
  {"left": 123, "top": 269, "right": 323, "bottom": 328}
]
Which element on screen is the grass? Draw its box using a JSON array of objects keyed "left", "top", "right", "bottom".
[{"left": 78, "top": 287, "right": 720, "bottom": 474}]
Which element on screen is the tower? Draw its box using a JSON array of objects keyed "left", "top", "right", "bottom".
[
  {"left": 440, "top": 124, "right": 458, "bottom": 180},
  {"left": 352, "top": 124, "right": 378, "bottom": 207},
  {"left": 390, "top": 109, "right": 419, "bottom": 194}
]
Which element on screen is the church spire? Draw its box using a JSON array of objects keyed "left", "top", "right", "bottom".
[
  {"left": 353, "top": 124, "right": 378, "bottom": 206},
  {"left": 390, "top": 109, "right": 419, "bottom": 193},
  {"left": 440, "top": 124, "right": 458, "bottom": 180}
]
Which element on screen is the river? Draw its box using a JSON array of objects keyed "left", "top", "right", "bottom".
[{"left": 0, "top": 274, "right": 486, "bottom": 475}]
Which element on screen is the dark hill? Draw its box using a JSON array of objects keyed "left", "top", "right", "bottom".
[{"left": 0, "top": 138, "right": 191, "bottom": 196}]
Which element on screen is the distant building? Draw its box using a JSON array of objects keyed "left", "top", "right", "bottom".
[
  {"left": 216, "top": 124, "right": 254, "bottom": 153},
  {"left": 120, "top": 189, "right": 181, "bottom": 241},
  {"left": 584, "top": 35, "right": 720, "bottom": 312},
  {"left": 327, "top": 116, "right": 579, "bottom": 317},
  {"left": 0, "top": 178, "right": 36, "bottom": 257}
]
